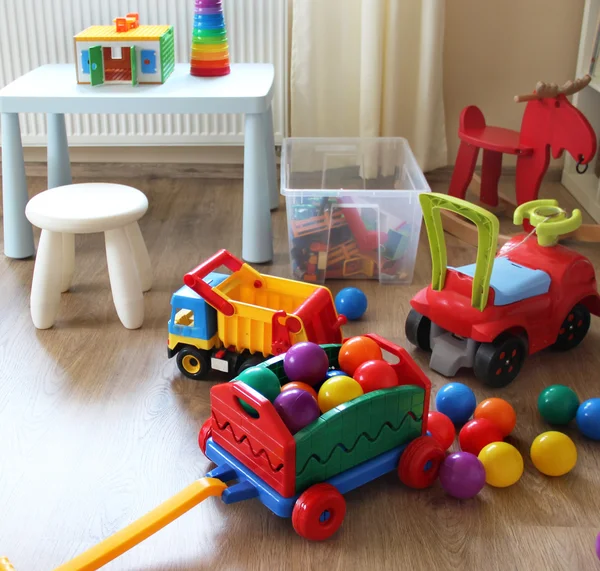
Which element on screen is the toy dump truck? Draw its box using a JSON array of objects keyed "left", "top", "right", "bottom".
[{"left": 168, "top": 249, "right": 346, "bottom": 380}]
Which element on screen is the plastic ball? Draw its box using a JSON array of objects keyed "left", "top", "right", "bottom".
[
  {"left": 537, "top": 385, "right": 579, "bottom": 425},
  {"left": 317, "top": 375, "right": 364, "bottom": 413},
  {"left": 236, "top": 366, "right": 281, "bottom": 415},
  {"left": 281, "top": 381, "right": 318, "bottom": 401},
  {"left": 478, "top": 442, "right": 524, "bottom": 487},
  {"left": 325, "top": 369, "right": 346, "bottom": 380},
  {"left": 459, "top": 418, "right": 504, "bottom": 456},
  {"left": 273, "top": 389, "right": 320, "bottom": 434},
  {"left": 576, "top": 398, "right": 600, "bottom": 440},
  {"left": 439, "top": 452, "right": 486, "bottom": 499},
  {"left": 283, "top": 342, "right": 329, "bottom": 386},
  {"left": 338, "top": 336, "right": 383, "bottom": 376},
  {"left": 427, "top": 411, "right": 456, "bottom": 450},
  {"left": 473, "top": 398, "right": 516, "bottom": 437},
  {"left": 335, "top": 287, "right": 368, "bottom": 320},
  {"left": 596, "top": 532, "right": 600, "bottom": 561},
  {"left": 435, "top": 383, "right": 477, "bottom": 425},
  {"left": 530, "top": 431, "right": 577, "bottom": 476},
  {"left": 353, "top": 360, "right": 398, "bottom": 393}
]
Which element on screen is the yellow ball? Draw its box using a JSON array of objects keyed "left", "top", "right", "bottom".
[
  {"left": 317, "top": 375, "right": 364, "bottom": 413},
  {"left": 530, "top": 431, "right": 577, "bottom": 476},
  {"left": 478, "top": 442, "right": 524, "bottom": 487}
]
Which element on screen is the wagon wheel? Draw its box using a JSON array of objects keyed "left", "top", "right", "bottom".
[
  {"left": 198, "top": 418, "right": 213, "bottom": 455},
  {"left": 292, "top": 483, "right": 346, "bottom": 541},
  {"left": 398, "top": 436, "right": 445, "bottom": 489}
]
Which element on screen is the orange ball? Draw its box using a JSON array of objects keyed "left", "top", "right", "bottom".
[
  {"left": 281, "top": 381, "right": 318, "bottom": 401},
  {"left": 473, "top": 398, "right": 516, "bottom": 437},
  {"left": 338, "top": 336, "right": 383, "bottom": 376}
]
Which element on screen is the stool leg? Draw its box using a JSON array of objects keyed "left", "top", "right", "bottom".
[
  {"left": 264, "top": 104, "right": 279, "bottom": 211},
  {"left": 125, "top": 223, "right": 152, "bottom": 292},
  {"left": 105, "top": 228, "right": 144, "bottom": 329},
  {"left": 31, "top": 230, "right": 63, "bottom": 329},
  {"left": 448, "top": 141, "right": 479, "bottom": 200},
  {"left": 61, "top": 233, "right": 75, "bottom": 293}
]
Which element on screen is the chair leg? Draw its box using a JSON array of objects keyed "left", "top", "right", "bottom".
[
  {"left": 105, "top": 228, "right": 144, "bottom": 329},
  {"left": 515, "top": 151, "right": 549, "bottom": 205},
  {"left": 125, "top": 223, "right": 152, "bottom": 292},
  {"left": 61, "top": 233, "right": 75, "bottom": 293},
  {"left": 448, "top": 141, "right": 479, "bottom": 199},
  {"left": 30, "top": 230, "right": 63, "bottom": 329},
  {"left": 480, "top": 150, "right": 503, "bottom": 207}
]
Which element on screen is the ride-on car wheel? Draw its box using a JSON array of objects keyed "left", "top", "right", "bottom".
[
  {"left": 405, "top": 309, "right": 432, "bottom": 351},
  {"left": 176, "top": 346, "right": 210, "bottom": 381},
  {"left": 474, "top": 334, "right": 527, "bottom": 388},
  {"left": 398, "top": 436, "right": 444, "bottom": 489},
  {"left": 551, "top": 304, "right": 591, "bottom": 352},
  {"left": 292, "top": 483, "right": 346, "bottom": 541},
  {"left": 198, "top": 418, "right": 213, "bottom": 455}
]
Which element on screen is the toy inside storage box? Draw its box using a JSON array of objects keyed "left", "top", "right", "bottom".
[
  {"left": 281, "top": 138, "right": 430, "bottom": 284},
  {"left": 207, "top": 334, "right": 431, "bottom": 499}
]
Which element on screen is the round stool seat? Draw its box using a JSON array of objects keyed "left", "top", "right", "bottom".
[{"left": 25, "top": 183, "right": 148, "bottom": 234}]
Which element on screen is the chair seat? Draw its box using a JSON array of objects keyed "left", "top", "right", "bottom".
[
  {"left": 459, "top": 125, "right": 533, "bottom": 156},
  {"left": 25, "top": 183, "right": 148, "bottom": 233},
  {"left": 454, "top": 257, "right": 551, "bottom": 306}
]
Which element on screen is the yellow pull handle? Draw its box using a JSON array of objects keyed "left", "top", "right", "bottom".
[
  {"left": 54, "top": 478, "right": 226, "bottom": 571},
  {"left": 0, "top": 557, "right": 15, "bottom": 571}
]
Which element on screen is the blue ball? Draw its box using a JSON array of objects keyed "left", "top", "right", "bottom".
[
  {"left": 576, "top": 398, "right": 600, "bottom": 440},
  {"left": 435, "top": 383, "right": 477, "bottom": 425},
  {"left": 325, "top": 369, "right": 346, "bottom": 380},
  {"left": 335, "top": 287, "right": 368, "bottom": 320}
]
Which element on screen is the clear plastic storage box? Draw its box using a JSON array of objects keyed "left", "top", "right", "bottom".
[{"left": 281, "top": 138, "right": 430, "bottom": 284}]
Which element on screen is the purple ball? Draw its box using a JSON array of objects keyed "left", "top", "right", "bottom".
[
  {"left": 273, "top": 389, "right": 320, "bottom": 434},
  {"left": 439, "top": 452, "right": 486, "bottom": 499},
  {"left": 596, "top": 532, "right": 600, "bottom": 561},
  {"left": 283, "top": 342, "right": 329, "bottom": 386}
]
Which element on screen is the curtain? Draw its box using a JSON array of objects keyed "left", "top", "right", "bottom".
[{"left": 290, "top": 0, "right": 447, "bottom": 172}]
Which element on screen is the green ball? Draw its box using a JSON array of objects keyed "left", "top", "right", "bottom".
[
  {"left": 234, "top": 367, "right": 281, "bottom": 416},
  {"left": 538, "top": 385, "right": 579, "bottom": 425}
]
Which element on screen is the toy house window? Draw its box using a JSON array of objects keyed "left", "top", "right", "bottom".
[
  {"left": 81, "top": 50, "right": 90, "bottom": 74},
  {"left": 111, "top": 46, "right": 123, "bottom": 59},
  {"left": 141, "top": 50, "right": 157, "bottom": 74}
]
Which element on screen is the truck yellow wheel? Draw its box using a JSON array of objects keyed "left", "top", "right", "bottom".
[{"left": 176, "top": 347, "right": 210, "bottom": 381}]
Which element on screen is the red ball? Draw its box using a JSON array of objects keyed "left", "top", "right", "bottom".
[
  {"left": 353, "top": 360, "right": 398, "bottom": 393},
  {"left": 427, "top": 411, "right": 456, "bottom": 450},
  {"left": 459, "top": 418, "right": 504, "bottom": 456}
]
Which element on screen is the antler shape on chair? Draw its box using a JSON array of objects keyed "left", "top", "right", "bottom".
[{"left": 514, "top": 75, "right": 592, "bottom": 102}]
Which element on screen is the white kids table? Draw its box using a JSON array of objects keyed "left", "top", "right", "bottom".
[{"left": 0, "top": 63, "right": 278, "bottom": 263}]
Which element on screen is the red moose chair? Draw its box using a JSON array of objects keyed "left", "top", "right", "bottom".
[{"left": 442, "top": 75, "right": 600, "bottom": 245}]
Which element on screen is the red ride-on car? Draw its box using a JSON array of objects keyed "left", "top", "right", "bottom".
[{"left": 406, "top": 194, "right": 600, "bottom": 387}]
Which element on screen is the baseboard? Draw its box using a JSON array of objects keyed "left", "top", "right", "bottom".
[{"left": 426, "top": 165, "right": 563, "bottom": 183}]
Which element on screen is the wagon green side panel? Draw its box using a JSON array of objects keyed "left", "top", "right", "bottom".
[{"left": 294, "top": 385, "right": 425, "bottom": 493}]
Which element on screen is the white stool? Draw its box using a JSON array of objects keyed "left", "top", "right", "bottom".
[{"left": 25, "top": 183, "right": 152, "bottom": 330}]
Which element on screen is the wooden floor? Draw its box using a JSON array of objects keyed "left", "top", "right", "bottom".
[{"left": 0, "top": 174, "right": 599, "bottom": 571}]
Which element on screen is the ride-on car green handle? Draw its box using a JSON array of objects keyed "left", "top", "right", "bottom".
[{"left": 513, "top": 200, "right": 582, "bottom": 247}]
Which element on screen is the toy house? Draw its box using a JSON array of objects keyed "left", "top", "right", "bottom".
[{"left": 74, "top": 13, "right": 175, "bottom": 86}]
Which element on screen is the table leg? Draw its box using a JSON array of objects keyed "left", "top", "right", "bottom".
[
  {"left": 242, "top": 111, "right": 273, "bottom": 264},
  {"left": 105, "top": 228, "right": 144, "bottom": 329},
  {"left": 47, "top": 113, "right": 72, "bottom": 189},
  {"left": 1, "top": 113, "right": 34, "bottom": 258},
  {"left": 30, "top": 229, "right": 63, "bottom": 329},
  {"left": 264, "top": 105, "right": 279, "bottom": 211}
]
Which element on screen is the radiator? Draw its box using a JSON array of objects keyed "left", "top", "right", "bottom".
[{"left": 0, "top": 0, "right": 288, "bottom": 146}]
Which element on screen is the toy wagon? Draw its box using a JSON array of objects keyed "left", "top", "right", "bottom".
[{"left": 36, "top": 335, "right": 442, "bottom": 570}]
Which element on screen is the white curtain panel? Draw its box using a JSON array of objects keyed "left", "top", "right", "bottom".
[{"left": 290, "top": 0, "right": 447, "bottom": 172}]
